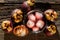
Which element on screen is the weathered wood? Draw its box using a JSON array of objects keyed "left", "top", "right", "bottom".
[{"left": 0, "top": 29, "right": 4, "bottom": 40}]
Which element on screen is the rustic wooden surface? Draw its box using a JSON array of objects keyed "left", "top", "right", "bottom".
[
  {"left": 0, "top": 0, "right": 60, "bottom": 4},
  {"left": 0, "top": 3, "right": 60, "bottom": 40}
]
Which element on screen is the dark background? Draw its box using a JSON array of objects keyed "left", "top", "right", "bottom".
[{"left": 0, "top": 0, "right": 60, "bottom": 40}]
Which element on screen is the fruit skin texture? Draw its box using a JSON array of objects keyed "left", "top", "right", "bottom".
[
  {"left": 21, "top": 0, "right": 35, "bottom": 12},
  {"left": 11, "top": 9, "right": 23, "bottom": 23},
  {"left": 45, "top": 25, "right": 56, "bottom": 36},
  {"left": 13, "top": 25, "right": 29, "bottom": 37},
  {"left": 44, "top": 9, "right": 58, "bottom": 22},
  {"left": 36, "top": 20, "right": 44, "bottom": 29},
  {"left": 22, "top": 1, "right": 31, "bottom": 12},
  {"left": 1, "top": 20, "right": 13, "bottom": 33},
  {"left": 27, "top": 20, "right": 35, "bottom": 28},
  {"left": 22, "top": 0, "right": 35, "bottom": 7},
  {"left": 35, "top": 12, "right": 43, "bottom": 20}
]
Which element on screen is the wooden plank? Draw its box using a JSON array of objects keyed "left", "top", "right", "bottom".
[{"left": 0, "top": 29, "right": 4, "bottom": 40}]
